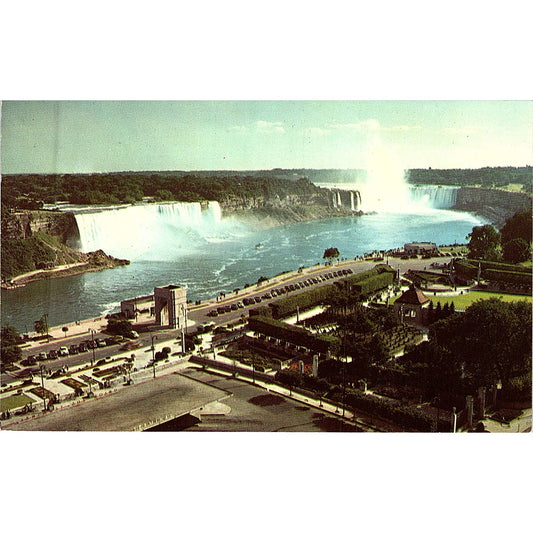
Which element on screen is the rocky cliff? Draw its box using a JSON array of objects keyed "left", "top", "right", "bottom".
[
  {"left": 220, "top": 187, "right": 361, "bottom": 228},
  {"left": 1, "top": 210, "right": 80, "bottom": 246},
  {"left": 1, "top": 210, "right": 128, "bottom": 285},
  {"left": 455, "top": 187, "right": 532, "bottom": 226}
]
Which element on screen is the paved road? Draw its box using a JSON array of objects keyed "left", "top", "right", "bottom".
[{"left": 177, "top": 368, "right": 359, "bottom": 432}]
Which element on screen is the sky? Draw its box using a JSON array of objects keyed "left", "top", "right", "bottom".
[{"left": 1, "top": 100, "right": 531, "bottom": 174}]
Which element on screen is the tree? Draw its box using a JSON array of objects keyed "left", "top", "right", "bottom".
[
  {"left": 34, "top": 314, "right": 48, "bottom": 336},
  {"left": 467, "top": 224, "right": 501, "bottom": 261},
  {"left": 323, "top": 247, "right": 340, "bottom": 261},
  {"left": 500, "top": 209, "right": 532, "bottom": 245},
  {"left": 430, "top": 298, "right": 532, "bottom": 388},
  {"left": 1, "top": 325, "right": 23, "bottom": 364},
  {"left": 62, "top": 326, "right": 69, "bottom": 338},
  {"left": 502, "top": 238, "right": 531, "bottom": 264},
  {"left": 106, "top": 318, "right": 133, "bottom": 337}
]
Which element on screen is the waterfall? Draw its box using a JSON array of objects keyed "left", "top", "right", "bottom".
[
  {"left": 337, "top": 191, "right": 342, "bottom": 207},
  {"left": 74, "top": 201, "right": 229, "bottom": 259},
  {"left": 408, "top": 186, "right": 458, "bottom": 209},
  {"left": 350, "top": 191, "right": 355, "bottom": 211},
  {"left": 332, "top": 190, "right": 338, "bottom": 208}
]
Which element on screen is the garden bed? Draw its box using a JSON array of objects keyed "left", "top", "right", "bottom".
[
  {"left": 60, "top": 377, "right": 87, "bottom": 391},
  {"left": 29, "top": 386, "right": 56, "bottom": 401}
]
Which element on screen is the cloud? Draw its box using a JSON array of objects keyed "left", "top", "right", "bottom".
[
  {"left": 326, "top": 119, "right": 421, "bottom": 133},
  {"left": 303, "top": 127, "right": 331, "bottom": 137},
  {"left": 255, "top": 120, "right": 285, "bottom": 133},
  {"left": 230, "top": 125, "right": 247, "bottom": 132}
]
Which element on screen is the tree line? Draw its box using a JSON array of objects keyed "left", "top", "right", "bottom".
[
  {"left": 407, "top": 166, "right": 532, "bottom": 193},
  {"left": 1, "top": 172, "right": 323, "bottom": 209}
]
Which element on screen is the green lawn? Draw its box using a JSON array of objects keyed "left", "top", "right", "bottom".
[
  {"left": 390, "top": 290, "right": 531, "bottom": 311},
  {"left": 0, "top": 392, "right": 35, "bottom": 413},
  {"left": 438, "top": 244, "right": 468, "bottom": 254}
]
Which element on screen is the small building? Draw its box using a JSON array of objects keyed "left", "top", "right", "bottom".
[
  {"left": 121, "top": 295, "right": 155, "bottom": 319},
  {"left": 394, "top": 284, "right": 431, "bottom": 325},
  {"left": 154, "top": 285, "right": 187, "bottom": 329},
  {"left": 404, "top": 241, "right": 437, "bottom": 255}
]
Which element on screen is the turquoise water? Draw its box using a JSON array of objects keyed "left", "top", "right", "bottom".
[{"left": 1, "top": 209, "right": 483, "bottom": 332}]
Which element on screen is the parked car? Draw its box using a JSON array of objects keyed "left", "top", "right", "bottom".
[
  {"left": 47, "top": 350, "right": 59, "bottom": 360},
  {"left": 207, "top": 309, "right": 219, "bottom": 317},
  {"left": 59, "top": 346, "right": 69, "bottom": 356},
  {"left": 254, "top": 296, "right": 262, "bottom": 303},
  {"left": 69, "top": 345, "right": 79, "bottom": 354},
  {"left": 129, "top": 331, "right": 139, "bottom": 339},
  {"left": 231, "top": 303, "right": 238, "bottom": 310},
  {"left": 96, "top": 338, "right": 107, "bottom": 348},
  {"left": 121, "top": 340, "right": 142, "bottom": 351},
  {"left": 36, "top": 352, "right": 47, "bottom": 361},
  {"left": 78, "top": 342, "right": 88, "bottom": 352}
]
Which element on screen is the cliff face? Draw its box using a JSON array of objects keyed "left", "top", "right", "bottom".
[
  {"left": 1, "top": 210, "right": 128, "bottom": 285},
  {"left": 220, "top": 188, "right": 360, "bottom": 228},
  {"left": 1, "top": 210, "right": 80, "bottom": 246},
  {"left": 455, "top": 187, "right": 532, "bottom": 226}
]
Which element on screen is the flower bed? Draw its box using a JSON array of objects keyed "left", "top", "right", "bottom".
[
  {"left": 60, "top": 377, "right": 87, "bottom": 390},
  {"left": 29, "top": 386, "right": 56, "bottom": 401}
]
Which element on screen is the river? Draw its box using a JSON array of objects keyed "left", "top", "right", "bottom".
[{"left": 1, "top": 206, "right": 484, "bottom": 332}]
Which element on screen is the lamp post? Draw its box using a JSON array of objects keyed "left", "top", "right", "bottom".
[
  {"left": 151, "top": 335, "right": 158, "bottom": 379},
  {"left": 88, "top": 329, "right": 96, "bottom": 365},
  {"left": 252, "top": 351, "right": 255, "bottom": 385},
  {"left": 39, "top": 364, "right": 46, "bottom": 411},
  {"left": 452, "top": 406, "right": 457, "bottom": 433},
  {"left": 434, "top": 395, "right": 440, "bottom": 432}
]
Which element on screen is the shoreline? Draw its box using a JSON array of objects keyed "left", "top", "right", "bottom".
[
  {"left": 16, "top": 253, "right": 456, "bottom": 339},
  {"left": 1, "top": 257, "right": 130, "bottom": 290}
]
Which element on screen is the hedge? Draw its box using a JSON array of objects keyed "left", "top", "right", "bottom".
[
  {"left": 344, "top": 389, "right": 448, "bottom": 432},
  {"left": 484, "top": 268, "right": 532, "bottom": 287},
  {"left": 248, "top": 316, "right": 340, "bottom": 355},
  {"left": 455, "top": 259, "right": 532, "bottom": 287},
  {"left": 269, "top": 265, "right": 395, "bottom": 319},
  {"left": 269, "top": 285, "right": 331, "bottom": 319}
]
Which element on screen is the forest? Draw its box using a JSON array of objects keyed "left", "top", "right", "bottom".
[
  {"left": 1, "top": 172, "right": 324, "bottom": 209},
  {"left": 406, "top": 166, "right": 532, "bottom": 192}
]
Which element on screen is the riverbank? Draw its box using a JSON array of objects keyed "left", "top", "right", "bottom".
[{"left": 1, "top": 251, "right": 130, "bottom": 290}]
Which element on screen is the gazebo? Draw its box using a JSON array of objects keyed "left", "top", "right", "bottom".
[{"left": 394, "top": 284, "right": 431, "bottom": 325}]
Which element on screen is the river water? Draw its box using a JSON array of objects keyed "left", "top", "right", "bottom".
[{"left": 2, "top": 206, "right": 484, "bottom": 332}]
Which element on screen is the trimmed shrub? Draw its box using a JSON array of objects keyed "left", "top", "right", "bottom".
[{"left": 248, "top": 316, "right": 340, "bottom": 355}]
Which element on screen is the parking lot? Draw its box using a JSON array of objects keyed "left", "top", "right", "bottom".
[{"left": 207, "top": 267, "right": 354, "bottom": 318}]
